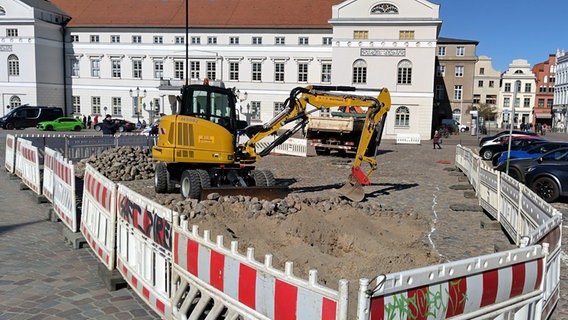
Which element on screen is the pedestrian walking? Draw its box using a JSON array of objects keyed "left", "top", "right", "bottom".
[
  {"left": 82, "top": 115, "right": 87, "bottom": 128},
  {"left": 433, "top": 130, "right": 442, "bottom": 149},
  {"left": 87, "top": 115, "right": 92, "bottom": 129},
  {"left": 93, "top": 114, "right": 99, "bottom": 125}
]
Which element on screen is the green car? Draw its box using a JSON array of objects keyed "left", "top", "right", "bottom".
[{"left": 37, "top": 117, "right": 85, "bottom": 131}]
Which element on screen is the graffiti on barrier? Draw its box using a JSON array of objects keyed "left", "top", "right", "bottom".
[{"left": 118, "top": 195, "right": 172, "bottom": 251}]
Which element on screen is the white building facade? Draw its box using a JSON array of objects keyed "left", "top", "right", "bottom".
[
  {"left": 553, "top": 49, "right": 568, "bottom": 131},
  {"left": 497, "top": 59, "right": 536, "bottom": 129},
  {"left": 1, "top": 0, "right": 441, "bottom": 139}
]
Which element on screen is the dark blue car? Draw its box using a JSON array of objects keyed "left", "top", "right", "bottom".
[
  {"left": 496, "top": 148, "right": 568, "bottom": 183},
  {"left": 493, "top": 141, "right": 568, "bottom": 167},
  {"left": 525, "top": 157, "right": 568, "bottom": 203}
]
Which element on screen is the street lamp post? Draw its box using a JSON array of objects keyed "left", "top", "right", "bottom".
[
  {"left": 505, "top": 80, "right": 521, "bottom": 174},
  {"left": 129, "top": 87, "right": 147, "bottom": 124}
]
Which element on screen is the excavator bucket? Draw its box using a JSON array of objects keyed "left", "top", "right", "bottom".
[{"left": 336, "top": 174, "right": 365, "bottom": 202}]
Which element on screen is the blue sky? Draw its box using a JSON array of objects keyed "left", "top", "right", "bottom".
[{"left": 434, "top": 0, "right": 567, "bottom": 72}]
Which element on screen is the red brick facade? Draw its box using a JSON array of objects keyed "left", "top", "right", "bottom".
[{"left": 532, "top": 54, "right": 556, "bottom": 128}]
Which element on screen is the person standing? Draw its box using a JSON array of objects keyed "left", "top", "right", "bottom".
[
  {"left": 101, "top": 114, "right": 119, "bottom": 135},
  {"left": 87, "top": 115, "right": 92, "bottom": 129},
  {"left": 82, "top": 115, "right": 87, "bottom": 128},
  {"left": 433, "top": 130, "right": 442, "bottom": 149},
  {"left": 93, "top": 114, "right": 99, "bottom": 125}
]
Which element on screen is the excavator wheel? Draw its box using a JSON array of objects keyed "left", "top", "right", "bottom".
[
  {"left": 180, "top": 169, "right": 201, "bottom": 199},
  {"left": 261, "top": 170, "right": 276, "bottom": 187},
  {"left": 251, "top": 170, "right": 267, "bottom": 187},
  {"left": 196, "top": 169, "right": 211, "bottom": 188},
  {"left": 154, "top": 163, "right": 169, "bottom": 193}
]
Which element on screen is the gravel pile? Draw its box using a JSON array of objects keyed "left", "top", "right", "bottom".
[{"left": 75, "top": 146, "right": 155, "bottom": 181}]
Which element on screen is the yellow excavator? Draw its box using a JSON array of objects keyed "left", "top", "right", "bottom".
[{"left": 152, "top": 84, "right": 390, "bottom": 202}]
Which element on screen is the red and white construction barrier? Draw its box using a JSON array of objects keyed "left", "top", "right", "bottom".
[
  {"left": 172, "top": 219, "right": 346, "bottom": 319},
  {"left": 362, "top": 245, "right": 546, "bottom": 320},
  {"left": 52, "top": 152, "right": 78, "bottom": 231},
  {"left": 4, "top": 134, "right": 16, "bottom": 173},
  {"left": 15, "top": 138, "right": 41, "bottom": 195},
  {"left": 81, "top": 164, "right": 117, "bottom": 270},
  {"left": 42, "top": 147, "right": 58, "bottom": 203},
  {"left": 116, "top": 184, "right": 173, "bottom": 318}
]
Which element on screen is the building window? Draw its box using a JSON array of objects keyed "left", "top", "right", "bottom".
[
  {"left": 91, "top": 59, "right": 100, "bottom": 77},
  {"left": 112, "top": 97, "right": 122, "bottom": 116},
  {"left": 503, "top": 97, "right": 510, "bottom": 108},
  {"left": 153, "top": 36, "right": 163, "bottom": 44},
  {"left": 132, "top": 35, "right": 141, "bottom": 43},
  {"left": 394, "top": 106, "right": 410, "bottom": 127},
  {"left": 538, "top": 99, "right": 545, "bottom": 107},
  {"left": 72, "top": 96, "right": 81, "bottom": 114},
  {"left": 438, "top": 46, "right": 446, "bottom": 56},
  {"left": 352, "top": 59, "right": 367, "bottom": 84},
  {"left": 478, "top": 80, "right": 483, "bottom": 87},
  {"left": 71, "top": 58, "right": 80, "bottom": 77},
  {"left": 252, "top": 37, "right": 262, "bottom": 45},
  {"left": 454, "top": 85, "right": 463, "bottom": 101},
  {"left": 6, "top": 28, "right": 18, "bottom": 37},
  {"left": 455, "top": 66, "right": 464, "bottom": 77},
  {"left": 250, "top": 101, "right": 261, "bottom": 121},
  {"left": 229, "top": 62, "right": 239, "bottom": 81},
  {"left": 435, "top": 85, "right": 445, "bottom": 99},
  {"left": 7, "top": 54, "right": 19, "bottom": 76},
  {"left": 547, "top": 99, "right": 553, "bottom": 108},
  {"left": 90, "top": 35, "right": 99, "bottom": 43},
  {"left": 274, "top": 102, "right": 285, "bottom": 117},
  {"left": 275, "top": 37, "right": 285, "bottom": 45},
  {"left": 516, "top": 81, "right": 522, "bottom": 92},
  {"left": 111, "top": 35, "right": 120, "bottom": 43},
  {"left": 479, "top": 67, "right": 485, "bottom": 75},
  {"left": 207, "top": 36, "right": 217, "bottom": 44},
  {"left": 399, "top": 30, "right": 414, "bottom": 40},
  {"left": 299, "top": 37, "right": 309, "bottom": 45},
  {"left": 207, "top": 61, "right": 216, "bottom": 80},
  {"left": 323, "top": 37, "right": 332, "bottom": 46},
  {"left": 111, "top": 59, "right": 121, "bottom": 78},
  {"left": 486, "top": 95, "right": 496, "bottom": 105},
  {"left": 456, "top": 46, "right": 465, "bottom": 56},
  {"left": 133, "top": 59, "right": 142, "bottom": 79},
  {"left": 191, "top": 36, "right": 201, "bottom": 44},
  {"left": 91, "top": 96, "right": 101, "bottom": 114},
  {"left": 436, "top": 65, "right": 445, "bottom": 77},
  {"left": 473, "top": 94, "right": 480, "bottom": 104},
  {"left": 71, "top": 35, "right": 79, "bottom": 42},
  {"left": 298, "top": 63, "right": 308, "bottom": 82},
  {"left": 175, "top": 36, "right": 185, "bottom": 44},
  {"left": 154, "top": 60, "right": 164, "bottom": 79},
  {"left": 9, "top": 96, "right": 21, "bottom": 108},
  {"left": 274, "top": 62, "right": 285, "bottom": 82},
  {"left": 489, "top": 80, "right": 495, "bottom": 88},
  {"left": 371, "top": 3, "right": 399, "bottom": 14},
  {"left": 174, "top": 61, "right": 184, "bottom": 79},
  {"left": 252, "top": 62, "right": 262, "bottom": 81},
  {"left": 525, "top": 83, "right": 532, "bottom": 92},
  {"left": 230, "top": 37, "right": 239, "bottom": 45},
  {"left": 321, "top": 63, "right": 331, "bottom": 83},
  {"left": 397, "top": 60, "right": 412, "bottom": 85},
  {"left": 504, "top": 83, "right": 511, "bottom": 92},
  {"left": 353, "top": 31, "right": 368, "bottom": 39},
  {"left": 523, "top": 98, "right": 531, "bottom": 108},
  {"left": 190, "top": 61, "right": 200, "bottom": 79}
]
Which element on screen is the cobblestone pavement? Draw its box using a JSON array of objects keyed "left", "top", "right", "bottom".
[{"left": 0, "top": 129, "right": 567, "bottom": 319}]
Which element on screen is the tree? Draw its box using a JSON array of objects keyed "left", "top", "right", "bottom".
[{"left": 467, "top": 103, "right": 497, "bottom": 121}]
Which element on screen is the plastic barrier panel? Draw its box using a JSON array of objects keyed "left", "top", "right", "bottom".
[
  {"left": 172, "top": 219, "right": 345, "bottom": 320},
  {"left": 81, "top": 164, "right": 117, "bottom": 270},
  {"left": 52, "top": 152, "right": 78, "bottom": 232},
  {"left": 15, "top": 139, "right": 41, "bottom": 195},
  {"left": 519, "top": 185, "right": 557, "bottom": 232},
  {"left": 4, "top": 134, "right": 16, "bottom": 173},
  {"left": 499, "top": 174, "right": 521, "bottom": 244},
  {"left": 395, "top": 133, "right": 421, "bottom": 145},
  {"left": 42, "top": 147, "right": 59, "bottom": 203},
  {"left": 66, "top": 136, "right": 116, "bottom": 163},
  {"left": 478, "top": 163, "right": 499, "bottom": 219},
  {"left": 469, "top": 155, "right": 480, "bottom": 192},
  {"left": 249, "top": 136, "right": 308, "bottom": 157},
  {"left": 363, "top": 245, "right": 546, "bottom": 320},
  {"left": 116, "top": 184, "right": 173, "bottom": 318}
]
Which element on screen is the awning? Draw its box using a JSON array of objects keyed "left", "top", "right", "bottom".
[{"left": 535, "top": 113, "right": 552, "bottom": 119}]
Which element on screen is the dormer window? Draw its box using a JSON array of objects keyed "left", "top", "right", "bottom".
[
  {"left": 371, "top": 3, "right": 398, "bottom": 14},
  {"left": 0, "top": 6, "right": 6, "bottom": 15}
]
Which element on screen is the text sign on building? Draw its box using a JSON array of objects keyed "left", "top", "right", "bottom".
[
  {"left": 360, "top": 48, "right": 406, "bottom": 56},
  {"left": 0, "top": 45, "right": 13, "bottom": 52}
]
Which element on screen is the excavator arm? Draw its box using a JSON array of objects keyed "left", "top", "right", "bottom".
[{"left": 238, "top": 85, "right": 391, "bottom": 201}]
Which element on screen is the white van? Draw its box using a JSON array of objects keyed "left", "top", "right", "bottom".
[{"left": 441, "top": 119, "right": 469, "bottom": 132}]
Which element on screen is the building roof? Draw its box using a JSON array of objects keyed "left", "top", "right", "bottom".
[
  {"left": 49, "top": 0, "right": 343, "bottom": 28},
  {"left": 437, "top": 37, "right": 479, "bottom": 45},
  {"left": 21, "top": 0, "right": 70, "bottom": 17}
]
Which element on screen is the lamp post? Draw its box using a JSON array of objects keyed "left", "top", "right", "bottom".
[
  {"left": 129, "top": 87, "right": 147, "bottom": 123},
  {"left": 505, "top": 80, "right": 521, "bottom": 174}
]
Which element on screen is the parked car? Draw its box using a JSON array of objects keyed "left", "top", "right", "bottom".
[
  {"left": 441, "top": 118, "right": 469, "bottom": 132},
  {"left": 493, "top": 141, "right": 568, "bottom": 166},
  {"left": 525, "top": 159, "right": 568, "bottom": 203},
  {"left": 479, "top": 130, "right": 538, "bottom": 147},
  {"left": 480, "top": 133, "right": 540, "bottom": 148},
  {"left": 0, "top": 106, "right": 64, "bottom": 130},
  {"left": 479, "top": 137, "right": 546, "bottom": 161},
  {"left": 496, "top": 148, "right": 568, "bottom": 183},
  {"left": 93, "top": 119, "right": 137, "bottom": 133},
  {"left": 37, "top": 117, "right": 85, "bottom": 131}
]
